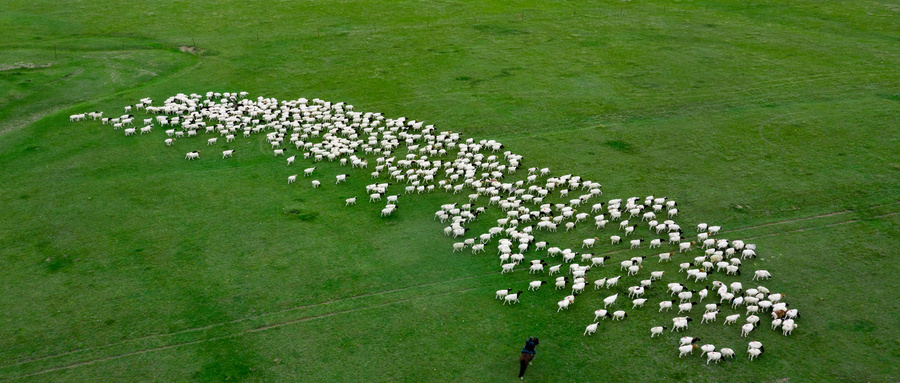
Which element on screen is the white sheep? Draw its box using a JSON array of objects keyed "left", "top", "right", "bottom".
[
  {"left": 753, "top": 270, "right": 772, "bottom": 280},
  {"left": 741, "top": 323, "right": 755, "bottom": 337},
  {"left": 584, "top": 322, "right": 599, "bottom": 336},
  {"left": 185, "top": 151, "right": 199, "bottom": 160},
  {"left": 612, "top": 310, "right": 627, "bottom": 320},
  {"left": 222, "top": 149, "right": 234, "bottom": 158},
  {"left": 603, "top": 293, "right": 618, "bottom": 308},
  {"left": 503, "top": 291, "right": 522, "bottom": 305},
  {"left": 678, "top": 344, "right": 697, "bottom": 357},
  {"left": 724, "top": 314, "right": 740, "bottom": 325},
  {"left": 312, "top": 180, "right": 321, "bottom": 188},
  {"left": 528, "top": 280, "right": 546, "bottom": 291},
  {"left": 650, "top": 326, "right": 666, "bottom": 338},
  {"left": 721, "top": 348, "right": 735, "bottom": 358},
  {"left": 345, "top": 197, "right": 357, "bottom": 206}
]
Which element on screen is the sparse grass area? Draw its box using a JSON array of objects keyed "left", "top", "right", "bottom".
[{"left": 0, "top": 0, "right": 898, "bottom": 381}]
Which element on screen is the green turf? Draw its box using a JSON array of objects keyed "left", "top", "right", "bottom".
[{"left": 0, "top": 0, "right": 898, "bottom": 381}]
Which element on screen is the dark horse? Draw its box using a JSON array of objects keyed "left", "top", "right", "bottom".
[{"left": 518, "top": 337, "right": 539, "bottom": 379}]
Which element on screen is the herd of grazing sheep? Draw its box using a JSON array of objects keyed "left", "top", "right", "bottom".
[{"left": 72, "top": 91, "right": 798, "bottom": 365}]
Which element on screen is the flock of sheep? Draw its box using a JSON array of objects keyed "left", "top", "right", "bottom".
[{"left": 72, "top": 91, "right": 798, "bottom": 365}]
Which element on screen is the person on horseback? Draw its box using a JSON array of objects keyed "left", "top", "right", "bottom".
[{"left": 518, "top": 336, "right": 539, "bottom": 379}]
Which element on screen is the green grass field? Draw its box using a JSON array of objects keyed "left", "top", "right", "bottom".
[{"left": 1, "top": 0, "right": 898, "bottom": 381}]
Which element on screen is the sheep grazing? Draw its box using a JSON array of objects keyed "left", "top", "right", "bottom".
[
  {"left": 495, "top": 288, "right": 512, "bottom": 299},
  {"left": 706, "top": 351, "right": 722, "bottom": 364},
  {"left": 748, "top": 347, "right": 763, "bottom": 360},
  {"left": 650, "top": 326, "right": 667, "bottom": 337},
  {"left": 720, "top": 348, "right": 735, "bottom": 358},
  {"left": 312, "top": 180, "right": 321, "bottom": 188},
  {"left": 700, "top": 344, "right": 716, "bottom": 356}
]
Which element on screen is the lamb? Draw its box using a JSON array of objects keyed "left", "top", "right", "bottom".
[
  {"left": 612, "top": 310, "right": 627, "bottom": 320},
  {"left": 610, "top": 235, "right": 621, "bottom": 244},
  {"left": 222, "top": 149, "right": 234, "bottom": 158},
  {"left": 288, "top": 175, "right": 297, "bottom": 184},
  {"left": 124, "top": 128, "right": 136, "bottom": 136},
  {"left": 207, "top": 137, "right": 217, "bottom": 145},
  {"left": 495, "top": 288, "right": 512, "bottom": 299},
  {"left": 650, "top": 326, "right": 667, "bottom": 337},
  {"left": 165, "top": 138, "right": 176, "bottom": 146},
  {"left": 336, "top": 174, "right": 349, "bottom": 183},
  {"left": 753, "top": 270, "right": 772, "bottom": 280},
  {"left": 274, "top": 149, "right": 284, "bottom": 156},
  {"left": 185, "top": 151, "right": 199, "bottom": 160},
  {"left": 700, "top": 344, "right": 716, "bottom": 356},
  {"left": 287, "top": 155, "right": 296, "bottom": 165},
  {"left": 706, "top": 351, "right": 722, "bottom": 364},
  {"left": 584, "top": 322, "right": 599, "bottom": 336},
  {"left": 582, "top": 237, "right": 598, "bottom": 248},
  {"left": 312, "top": 180, "right": 321, "bottom": 188},
  {"left": 345, "top": 197, "right": 357, "bottom": 206},
  {"left": 304, "top": 167, "right": 316, "bottom": 176}
]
